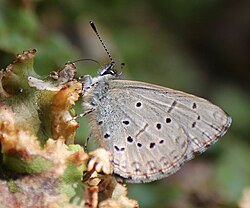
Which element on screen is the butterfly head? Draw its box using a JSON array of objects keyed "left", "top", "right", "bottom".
[{"left": 98, "top": 61, "right": 119, "bottom": 77}]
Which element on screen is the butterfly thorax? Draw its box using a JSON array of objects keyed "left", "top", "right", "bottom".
[{"left": 81, "top": 72, "right": 119, "bottom": 148}]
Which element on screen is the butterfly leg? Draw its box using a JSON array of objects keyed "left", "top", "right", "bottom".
[
  {"left": 66, "top": 108, "right": 95, "bottom": 123},
  {"left": 84, "top": 133, "right": 92, "bottom": 152}
]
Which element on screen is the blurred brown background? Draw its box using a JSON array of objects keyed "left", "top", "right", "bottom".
[{"left": 0, "top": 0, "right": 249, "bottom": 207}]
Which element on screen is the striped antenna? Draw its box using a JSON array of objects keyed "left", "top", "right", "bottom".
[{"left": 89, "top": 21, "right": 115, "bottom": 65}]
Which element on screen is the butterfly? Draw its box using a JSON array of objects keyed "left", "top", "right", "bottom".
[{"left": 80, "top": 22, "right": 232, "bottom": 183}]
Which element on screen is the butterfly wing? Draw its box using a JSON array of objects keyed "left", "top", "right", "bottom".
[{"left": 83, "top": 79, "right": 231, "bottom": 183}]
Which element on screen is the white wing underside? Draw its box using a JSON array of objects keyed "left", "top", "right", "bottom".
[{"left": 84, "top": 79, "right": 231, "bottom": 183}]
